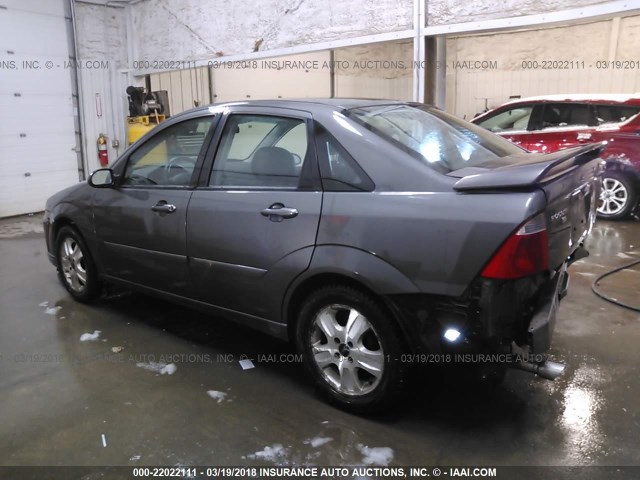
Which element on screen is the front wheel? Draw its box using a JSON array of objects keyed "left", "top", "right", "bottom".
[
  {"left": 55, "top": 226, "right": 101, "bottom": 302},
  {"left": 597, "top": 172, "right": 637, "bottom": 220},
  {"left": 296, "top": 285, "right": 407, "bottom": 413}
]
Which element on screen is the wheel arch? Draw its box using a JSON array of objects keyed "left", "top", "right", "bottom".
[{"left": 283, "top": 245, "right": 421, "bottom": 348}]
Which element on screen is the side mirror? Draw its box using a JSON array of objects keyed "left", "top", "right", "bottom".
[{"left": 89, "top": 168, "right": 114, "bottom": 188}]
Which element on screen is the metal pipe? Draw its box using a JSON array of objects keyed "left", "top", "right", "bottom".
[
  {"left": 515, "top": 359, "right": 566, "bottom": 380},
  {"left": 68, "top": 0, "right": 87, "bottom": 180},
  {"left": 74, "top": 0, "right": 125, "bottom": 7}
]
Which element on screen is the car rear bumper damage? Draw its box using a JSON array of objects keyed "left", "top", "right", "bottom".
[{"left": 386, "top": 246, "right": 588, "bottom": 380}]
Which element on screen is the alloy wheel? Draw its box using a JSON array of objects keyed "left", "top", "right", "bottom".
[
  {"left": 598, "top": 178, "right": 628, "bottom": 216},
  {"left": 59, "top": 237, "right": 87, "bottom": 293},
  {"left": 310, "top": 304, "right": 385, "bottom": 396}
]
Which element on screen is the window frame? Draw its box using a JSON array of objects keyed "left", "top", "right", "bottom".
[
  {"left": 476, "top": 103, "right": 536, "bottom": 134},
  {"left": 314, "top": 122, "right": 374, "bottom": 192},
  {"left": 113, "top": 111, "right": 219, "bottom": 190},
  {"left": 530, "top": 102, "right": 597, "bottom": 131},
  {"left": 196, "top": 106, "right": 321, "bottom": 192},
  {"left": 593, "top": 103, "right": 640, "bottom": 126}
]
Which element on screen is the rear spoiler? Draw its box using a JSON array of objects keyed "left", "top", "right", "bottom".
[{"left": 453, "top": 144, "right": 605, "bottom": 192}]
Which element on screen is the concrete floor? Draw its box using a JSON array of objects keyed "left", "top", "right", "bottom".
[{"left": 0, "top": 214, "right": 639, "bottom": 474}]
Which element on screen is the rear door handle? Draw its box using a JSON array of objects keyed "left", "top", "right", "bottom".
[
  {"left": 151, "top": 202, "right": 177, "bottom": 213},
  {"left": 261, "top": 203, "right": 298, "bottom": 221}
]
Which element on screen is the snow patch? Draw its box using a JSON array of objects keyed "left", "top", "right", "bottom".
[
  {"left": 356, "top": 444, "right": 394, "bottom": 466},
  {"left": 80, "top": 330, "right": 101, "bottom": 342},
  {"left": 206, "top": 390, "right": 228, "bottom": 403},
  {"left": 247, "top": 444, "right": 288, "bottom": 462},
  {"left": 45, "top": 306, "right": 61, "bottom": 315},
  {"left": 617, "top": 252, "right": 632, "bottom": 259},
  {"left": 304, "top": 436, "right": 333, "bottom": 448},
  {"left": 161, "top": 363, "right": 177, "bottom": 375},
  {"left": 239, "top": 358, "right": 255, "bottom": 370},
  {"left": 136, "top": 361, "right": 177, "bottom": 375},
  {"left": 39, "top": 301, "right": 49, "bottom": 307}
]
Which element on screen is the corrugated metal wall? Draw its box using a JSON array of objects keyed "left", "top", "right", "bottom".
[
  {"left": 333, "top": 41, "right": 413, "bottom": 101},
  {"left": 446, "top": 15, "right": 640, "bottom": 120},
  {"left": 149, "top": 67, "right": 211, "bottom": 114},
  {"left": 148, "top": 42, "right": 413, "bottom": 109}
]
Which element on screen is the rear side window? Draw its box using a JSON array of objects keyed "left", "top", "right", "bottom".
[
  {"left": 315, "top": 125, "right": 374, "bottom": 191},
  {"left": 594, "top": 104, "right": 640, "bottom": 125},
  {"left": 209, "top": 114, "right": 308, "bottom": 189},
  {"left": 477, "top": 106, "right": 533, "bottom": 133},
  {"left": 535, "top": 103, "right": 595, "bottom": 130}
]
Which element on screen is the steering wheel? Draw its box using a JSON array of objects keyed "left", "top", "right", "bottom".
[
  {"left": 291, "top": 153, "right": 303, "bottom": 166},
  {"left": 165, "top": 156, "right": 197, "bottom": 183}
]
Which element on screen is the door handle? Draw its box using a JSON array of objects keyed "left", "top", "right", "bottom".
[
  {"left": 151, "top": 202, "right": 177, "bottom": 213},
  {"left": 261, "top": 203, "right": 298, "bottom": 221}
]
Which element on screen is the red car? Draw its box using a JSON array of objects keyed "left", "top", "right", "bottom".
[{"left": 473, "top": 94, "right": 640, "bottom": 219}]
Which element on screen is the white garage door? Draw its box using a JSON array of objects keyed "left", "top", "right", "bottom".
[{"left": 0, "top": 0, "right": 80, "bottom": 217}]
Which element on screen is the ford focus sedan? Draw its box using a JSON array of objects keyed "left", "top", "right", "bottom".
[{"left": 44, "top": 99, "right": 603, "bottom": 412}]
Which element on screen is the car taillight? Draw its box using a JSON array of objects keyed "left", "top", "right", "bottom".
[{"left": 481, "top": 214, "right": 549, "bottom": 279}]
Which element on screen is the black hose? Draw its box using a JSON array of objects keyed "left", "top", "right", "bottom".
[{"left": 591, "top": 259, "right": 640, "bottom": 312}]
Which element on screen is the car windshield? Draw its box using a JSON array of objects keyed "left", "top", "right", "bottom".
[{"left": 347, "top": 104, "right": 523, "bottom": 173}]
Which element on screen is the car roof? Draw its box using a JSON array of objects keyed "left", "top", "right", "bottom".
[
  {"left": 499, "top": 93, "right": 640, "bottom": 107},
  {"left": 174, "top": 98, "right": 413, "bottom": 118}
]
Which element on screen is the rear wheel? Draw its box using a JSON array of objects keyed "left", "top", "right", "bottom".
[
  {"left": 296, "top": 285, "right": 407, "bottom": 413},
  {"left": 55, "top": 226, "right": 101, "bottom": 302},
  {"left": 597, "top": 172, "right": 637, "bottom": 220}
]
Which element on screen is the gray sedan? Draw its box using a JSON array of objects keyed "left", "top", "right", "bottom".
[{"left": 44, "top": 99, "right": 603, "bottom": 412}]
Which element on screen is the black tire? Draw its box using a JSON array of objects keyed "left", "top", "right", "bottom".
[
  {"left": 296, "top": 285, "right": 407, "bottom": 413},
  {"left": 597, "top": 171, "right": 638, "bottom": 220},
  {"left": 55, "top": 225, "right": 101, "bottom": 302}
]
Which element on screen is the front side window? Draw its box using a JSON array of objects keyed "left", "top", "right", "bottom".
[
  {"left": 477, "top": 106, "right": 533, "bottom": 133},
  {"left": 209, "top": 115, "right": 308, "bottom": 188},
  {"left": 347, "top": 104, "right": 522, "bottom": 174},
  {"left": 123, "top": 116, "right": 214, "bottom": 186}
]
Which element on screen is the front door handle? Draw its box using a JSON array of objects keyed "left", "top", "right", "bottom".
[
  {"left": 151, "top": 202, "right": 177, "bottom": 213},
  {"left": 261, "top": 203, "right": 298, "bottom": 222}
]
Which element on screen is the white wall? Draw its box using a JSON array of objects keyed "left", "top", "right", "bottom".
[
  {"left": 0, "top": 0, "right": 80, "bottom": 217},
  {"left": 210, "top": 52, "right": 332, "bottom": 103},
  {"left": 74, "top": 3, "right": 130, "bottom": 171},
  {"left": 334, "top": 41, "right": 413, "bottom": 101},
  {"left": 429, "top": 0, "right": 616, "bottom": 24},
  {"left": 129, "top": 0, "right": 413, "bottom": 61},
  {"left": 127, "top": 0, "right": 633, "bottom": 64},
  {"left": 150, "top": 67, "right": 211, "bottom": 114},
  {"left": 446, "top": 15, "right": 640, "bottom": 119}
]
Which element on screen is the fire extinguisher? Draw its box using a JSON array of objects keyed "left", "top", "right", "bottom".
[{"left": 97, "top": 133, "right": 109, "bottom": 167}]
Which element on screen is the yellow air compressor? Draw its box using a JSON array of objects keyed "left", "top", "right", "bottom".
[{"left": 126, "top": 86, "right": 170, "bottom": 145}]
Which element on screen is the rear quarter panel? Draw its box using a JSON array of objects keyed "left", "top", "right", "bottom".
[{"left": 317, "top": 190, "right": 547, "bottom": 297}]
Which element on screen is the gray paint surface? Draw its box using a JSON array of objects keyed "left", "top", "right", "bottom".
[{"left": 45, "top": 99, "right": 602, "bottom": 328}]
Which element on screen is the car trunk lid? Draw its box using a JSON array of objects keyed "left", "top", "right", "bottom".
[{"left": 450, "top": 144, "right": 605, "bottom": 270}]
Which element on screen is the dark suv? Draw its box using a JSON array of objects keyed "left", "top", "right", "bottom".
[{"left": 473, "top": 94, "right": 640, "bottom": 219}]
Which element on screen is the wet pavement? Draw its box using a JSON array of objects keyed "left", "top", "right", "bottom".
[{"left": 0, "top": 214, "right": 639, "bottom": 475}]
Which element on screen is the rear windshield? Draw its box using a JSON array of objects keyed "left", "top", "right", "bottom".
[{"left": 347, "top": 104, "right": 523, "bottom": 173}]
